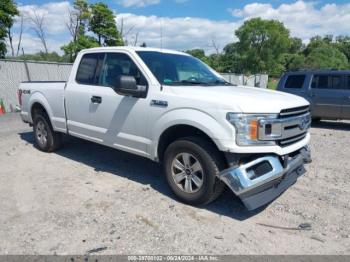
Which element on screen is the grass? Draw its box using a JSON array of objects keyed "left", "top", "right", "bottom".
[{"left": 267, "top": 78, "right": 279, "bottom": 90}]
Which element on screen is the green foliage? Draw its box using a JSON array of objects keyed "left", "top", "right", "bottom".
[
  {"left": 267, "top": 78, "right": 279, "bottom": 90},
  {"left": 14, "top": 51, "right": 70, "bottom": 62},
  {"left": 304, "top": 46, "right": 349, "bottom": 70},
  {"left": 186, "top": 49, "right": 212, "bottom": 65},
  {"left": 61, "top": 0, "right": 122, "bottom": 62},
  {"left": 90, "top": 2, "right": 123, "bottom": 46},
  {"left": 74, "top": 0, "right": 90, "bottom": 37},
  {"left": 184, "top": 20, "right": 350, "bottom": 76},
  {"left": 234, "top": 18, "right": 291, "bottom": 75},
  {"left": 61, "top": 35, "right": 99, "bottom": 61},
  {"left": 334, "top": 36, "right": 350, "bottom": 63},
  {"left": 0, "top": 0, "right": 18, "bottom": 58}
]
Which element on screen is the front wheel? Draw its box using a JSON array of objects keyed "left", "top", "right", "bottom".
[{"left": 163, "top": 136, "right": 225, "bottom": 206}]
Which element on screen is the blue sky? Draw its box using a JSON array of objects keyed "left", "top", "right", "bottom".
[
  {"left": 10, "top": 0, "right": 350, "bottom": 54},
  {"left": 17, "top": 0, "right": 350, "bottom": 20}
]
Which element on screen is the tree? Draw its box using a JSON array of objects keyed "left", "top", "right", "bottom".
[
  {"left": 334, "top": 36, "right": 350, "bottom": 63},
  {"left": 303, "top": 36, "right": 330, "bottom": 56},
  {"left": 62, "top": 0, "right": 92, "bottom": 61},
  {"left": 16, "top": 51, "right": 69, "bottom": 62},
  {"left": 185, "top": 49, "right": 208, "bottom": 63},
  {"left": 233, "top": 18, "right": 291, "bottom": 75},
  {"left": 89, "top": 2, "right": 123, "bottom": 46},
  {"left": 28, "top": 10, "right": 48, "bottom": 54},
  {"left": 15, "top": 14, "right": 24, "bottom": 56},
  {"left": 61, "top": 35, "right": 99, "bottom": 61},
  {"left": 289, "top": 37, "right": 303, "bottom": 53},
  {"left": 0, "top": 0, "right": 18, "bottom": 58},
  {"left": 304, "top": 46, "right": 349, "bottom": 70}
]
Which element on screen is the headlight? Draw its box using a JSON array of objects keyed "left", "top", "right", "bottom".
[{"left": 226, "top": 113, "right": 279, "bottom": 146}]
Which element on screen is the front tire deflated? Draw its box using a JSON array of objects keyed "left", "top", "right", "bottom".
[{"left": 163, "top": 136, "right": 225, "bottom": 206}]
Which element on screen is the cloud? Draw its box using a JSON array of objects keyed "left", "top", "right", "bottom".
[
  {"left": 9, "top": 0, "right": 350, "bottom": 55},
  {"left": 118, "top": 0, "right": 161, "bottom": 8},
  {"left": 8, "top": 33, "right": 67, "bottom": 55},
  {"left": 118, "top": 0, "right": 188, "bottom": 7},
  {"left": 228, "top": 0, "right": 350, "bottom": 42},
  {"left": 17, "top": 1, "right": 71, "bottom": 34},
  {"left": 117, "top": 13, "right": 237, "bottom": 53}
]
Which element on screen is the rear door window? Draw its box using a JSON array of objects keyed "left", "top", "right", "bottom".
[
  {"left": 76, "top": 53, "right": 104, "bottom": 85},
  {"left": 311, "top": 75, "right": 343, "bottom": 89},
  {"left": 284, "top": 75, "right": 306, "bottom": 89}
]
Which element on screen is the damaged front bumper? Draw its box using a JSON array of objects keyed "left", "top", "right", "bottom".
[{"left": 219, "top": 146, "right": 311, "bottom": 210}]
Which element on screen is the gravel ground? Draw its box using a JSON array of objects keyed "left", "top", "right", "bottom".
[{"left": 0, "top": 113, "right": 350, "bottom": 255}]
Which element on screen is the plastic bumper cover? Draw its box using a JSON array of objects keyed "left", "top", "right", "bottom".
[{"left": 219, "top": 146, "right": 311, "bottom": 210}]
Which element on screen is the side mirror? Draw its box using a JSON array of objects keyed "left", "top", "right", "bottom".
[{"left": 114, "top": 75, "right": 147, "bottom": 98}]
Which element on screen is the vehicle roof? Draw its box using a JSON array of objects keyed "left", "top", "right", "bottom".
[
  {"left": 284, "top": 69, "right": 350, "bottom": 75},
  {"left": 80, "top": 46, "right": 190, "bottom": 56}
]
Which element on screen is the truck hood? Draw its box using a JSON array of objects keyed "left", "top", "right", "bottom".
[{"left": 168, "top": 85, "right": 309, "bottom": 113}]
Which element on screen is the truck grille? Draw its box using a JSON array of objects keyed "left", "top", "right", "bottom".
[
  {"left": 277, "top": 106, "right": 310, "bottom": 147},
  {"left": 279, "top": 105, "right": 310, "bottom": 118},
  {"left": 278, "top": 133, "right": 307, "bottom": 147},
  {"left": 258, "top": 105, "right": 310, "bottom": 147}
]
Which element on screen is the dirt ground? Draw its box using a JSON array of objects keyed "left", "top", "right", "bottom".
[{"left": 0, "top": 113, "right": 349, "bottom": 255}]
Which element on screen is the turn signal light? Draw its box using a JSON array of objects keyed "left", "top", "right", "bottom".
[{"left": 249, "top": 120, "right": 258, "bottom": 140}]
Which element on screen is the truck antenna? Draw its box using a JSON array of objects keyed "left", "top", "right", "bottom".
[{"left": 160, "top": 16, "right": 164, "bottom": 50}]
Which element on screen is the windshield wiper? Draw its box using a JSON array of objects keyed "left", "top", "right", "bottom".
[
  {"left": 180, "top": 80, "right": 210, "bottom": 85},
  {"left": 211, "top": 80, "right": 236, "bottom": 86},
  {"left": 165, "top": 80, "right": 210, "bottom": 86}
]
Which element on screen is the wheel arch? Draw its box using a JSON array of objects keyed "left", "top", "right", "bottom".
[
  {"left": 156, "top": 124, "right": 226, "bottom": 164},
  {"left": 28, "top": 92, "right": 54, "bottom": 124}
]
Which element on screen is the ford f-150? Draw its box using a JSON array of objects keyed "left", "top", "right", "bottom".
[{"left": 19, "top": 47, "right": 312, "bottom": 210}]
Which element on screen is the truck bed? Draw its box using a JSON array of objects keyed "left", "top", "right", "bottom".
[{"left": 19, "top": 81, "right": 67, "bottom": 133}]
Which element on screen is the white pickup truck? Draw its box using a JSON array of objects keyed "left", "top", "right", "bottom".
[{"left": 19, "top": 47, "right": 311, "bottom": 210}]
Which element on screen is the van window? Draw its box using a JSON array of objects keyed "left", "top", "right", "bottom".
[
  {"left": 284, "top": 75, "right": 305, "bottom": 89},
  {"left": 311, "top": 75, "right": 342, "bottom": 89},
  {"left": 76, "top": 53, "right": 104, "bottom": 85}
]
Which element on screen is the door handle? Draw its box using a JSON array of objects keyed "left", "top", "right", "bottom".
[{"left": 91, "top": 96, "right": 102, "bottom": 104}]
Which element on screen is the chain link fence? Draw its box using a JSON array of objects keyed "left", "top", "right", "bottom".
[
  {"left": 221, "top": 73, "right": 268, "bottom": 88},
  {"left": 0, "top": 59, "right": 268, "bottom": 113},
  {"left": 0, "top": 59, "right": 72, "bottom": 112}
]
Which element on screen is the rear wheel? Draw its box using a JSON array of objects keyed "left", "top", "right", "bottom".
[
  {"left": 33, "top": 112, "right": 62, "bottom": 152},
  {"left": 163, "top": 136, "right": 225, "bottom": 205}
]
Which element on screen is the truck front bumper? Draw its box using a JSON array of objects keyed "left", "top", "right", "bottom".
[{"left": 219, "top": 146, "right": 311, "bottom": 210}]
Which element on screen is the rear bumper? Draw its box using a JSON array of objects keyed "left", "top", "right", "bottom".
[
  {"left": 219, "top": 146, "right": 311, "bottom": 210},
  {"left": 20, "top": 111, "right": 30, "bottom": 123}
]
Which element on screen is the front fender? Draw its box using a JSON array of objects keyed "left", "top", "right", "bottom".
[{"left": 150, "top": 108, "right": 233, "bottom": 159}]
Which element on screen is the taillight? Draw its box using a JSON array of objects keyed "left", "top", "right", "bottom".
[{"left": 18, "top": 90, "right": 22, "bottom": 107}]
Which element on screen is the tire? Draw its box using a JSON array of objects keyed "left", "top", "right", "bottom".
[
  {"left": 312, "top": 118, "right": 321, "bottom": 123},
  {"left": 163, "top": 136, "right": 226, "bottom": 206},
  {"left": 33, "top": 111, "right": 62, "bottom": 152}
]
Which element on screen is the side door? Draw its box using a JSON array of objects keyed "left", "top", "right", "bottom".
[
  {"left": 65, "top": 52, "right": 104, "bottom": 140},
  {"left": 87, "top": 51, "right": 151, "bottom": 157},
  {"left": 310, "top": 74, "right": 343, "bottom": 119},
  {"left": 341, "top": 75, "right": 350, "bottom": 119}
]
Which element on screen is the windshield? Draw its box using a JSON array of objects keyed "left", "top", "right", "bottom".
[{"left": 136, "top": 51, "right": 232, "bottom": 86}]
